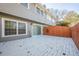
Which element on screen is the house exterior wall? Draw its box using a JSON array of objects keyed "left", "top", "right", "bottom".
[
  {"left": 0, "top": 15, "right": 31, "bottom": 42},
  {"left": 0, "top": 3, "right": 53, "bottom": 25},
  {"left": 0, "top": 3, "right": 52, "bottom": 42}
]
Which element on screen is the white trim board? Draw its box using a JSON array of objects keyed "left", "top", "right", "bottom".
[{"left": 1, "top": 18, "right": 28, "bottom": 37}]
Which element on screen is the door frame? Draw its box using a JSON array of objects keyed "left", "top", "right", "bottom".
[{"left": 31, "top": 23, "right": 43, "bottom": 36}]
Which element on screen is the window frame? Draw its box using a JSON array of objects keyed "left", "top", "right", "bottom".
[
  {"left": 17, "top": 21, "right": 27, "bottom": 35},
  {"left": 31, "top": 23, "right": 42, "bottom": 35},
  {"left": 2, "top": 18, "right": 27, "bottom": 37},
  {"left": 40, "top": 10, "right": 44, "bottom": 16},
  {"left": 4, "top": 19, "right": 17, "bottom": 36},
  {"left": 36, "top": 7, "right": 45, "bottom": 16},
  {"left": 36, "top": 7, "right": 40, "bottom": 14},
  {"left": 21, "top": 3, "right": 29, "bottom": 9}
]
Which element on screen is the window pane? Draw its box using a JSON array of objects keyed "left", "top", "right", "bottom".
[
  {"left": 21, "top": 3, "right": 28, "bottom": 8},
  {"left": 5, "top": 20, "right": 17, "bottom": 35},
  {"left": 40, "top": 10, "right": 44, "bottom": 16},
  {"left": 36, "top": 7, "right": 40, "bottom": 14},
  {"left": 18, "top": 23, "right": 26, "bottom": 34}
]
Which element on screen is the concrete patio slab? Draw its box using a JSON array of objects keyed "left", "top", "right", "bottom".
[{"left": 0, "top": 35, "right": 79, "bottom": 56}]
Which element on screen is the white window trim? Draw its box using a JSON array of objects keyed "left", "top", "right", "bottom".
[
  {"left": 2, "top": 18, "right": 4, "bottom": 37},
  {"left": 28, "top": 3, "right": 30, "bottom": 9},
  {"left": 2, "top": 18, "right": 27, "bottom": 37},
  {"left": 40, "top": 25, "right": 43, "bottom": 35}
]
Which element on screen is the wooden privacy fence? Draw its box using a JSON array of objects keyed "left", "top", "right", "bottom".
[
  {"left": 71, "top": 23, "right": 79, "bottom": 49},
  {"left": 43, "top": 25, "right": 79, "bottom": 49},
  {"left": 43, "top": 26, "right": 72, "bottom": 37}
]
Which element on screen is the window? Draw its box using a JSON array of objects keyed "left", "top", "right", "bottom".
[
  {"left": 18, "top": 23, "right": 26, "bottom": 34},
  {"left": 21, "top": 3, "right": 29, "bottom": 8},
  {"left": 2, "top": 18, "right": 27, "bottom": 37},
  {"left": 36, "top": 7, "right": 44, "bottom": 16},
  {"left": 5, "top": 20, "right": 17, "bottom": 35},
  {"left": 40, "top": 10, "right": 44, "bottom": 16},
  {"left": 36, "top": 7, "right": 40, "bottom": 14}
]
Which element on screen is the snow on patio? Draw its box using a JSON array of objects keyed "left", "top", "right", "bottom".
[{"left": 0, "top": 35, "right": 79, "bottom": 56}]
